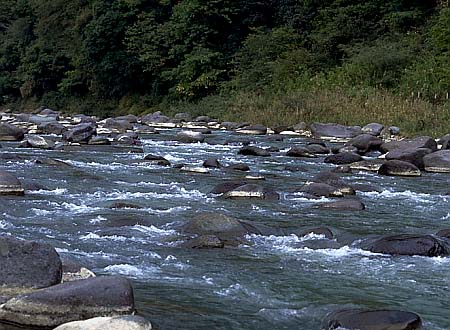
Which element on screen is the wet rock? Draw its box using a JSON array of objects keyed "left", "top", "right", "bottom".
[
  {"left": 378, "top": 160, "right": 421, "bottom": 177},
  {"left": 35, "top": 157, "right": 72, "bottom": 167},
  {"left": 286, "top": 146, "right": 316, "bottom": 158},
  {"left": 63, "top": 123, "right": 96, "bottom": 143},
  {"left": 116, "top": 132, "right": 140, "bottom": 145},
  {"left": 0, "top": 170, "right": 25, "bottom": 196},
  {"left": 312, "top": 171, "right": 355, "bottom": 195},
  {"left": 0, "top": 276, "right": 134, "bottom": 327},
  {"left": 236, "top": 124, "right": 267, "bottom": 135},
  {"left": 54, "top": 315, "right": 152, "bottom": 330},
  {"left": 109, "top": 201, "right": 143, "bottom": 209},
  {"left": 203, "top": 158, "right": 221, "bottom": 168},
  {"left": 346, "top": 134, "right": 383, "bottom": 153},
  {"left": 436, "top": 229, "right": 450, "bottom": 239},
  {"left": 88, "top": 136, "right": 111, "bottom": 145},
  {"left": 210, "top": 180, "right": 248, "bottom": 194},
  {"left": 310, "top": 123, "right": 362, "bottom": 139},
  {"left": 423, "top": 150, "right": 450, "bottom": 173},
  {"left": 322, "top": 309, "right": 422, "bottom": 330},
  {"left": 21, "top": 180, "right": 48, "bottom": 191},
  {"left": 324, "top": 152, "right": 363, "bottom": 165},
  {"left": 183, "top": 213, "right": 260, "bottom": 245},
  {"left": 37, "top": 121, "right": 66, "bottom": 135},
  {"left": 181, "top": 235, "right": 225, "bottom": 249},
  {"left": 0, "top": 236, "right": 62, "bottom": 295},
  {"left": 331, "top": 165, "right": 352, "bottom": 174},
  {"left": 223, "top": 184, "right": 279, "bottom": 200},
  {"left": 176, "top": 130, "right": 205, "bottom": 143},
  {"left": 350, "top": 159, "right": 385, "bottom": 172},
  {"left": 363, "top": 234, "right": 449, "bottom": 256},
  {"left": 238, "top": 146, "right": 270, "bottom": 157},
  {"left": 143, "top": 154, "right": 171, "bottom": 166},
  {"left": 227, "top": 163, "right": 250, "bottom": 171},
  {"left": 385, "top": 147, "right": 432, "bottom": 169},
  {"left": 0, "top": 123, "right": 25, "bottom": 141},
  {"left": 306, "top": 143, "right": 330, "bottom": 154},
  {"left": 319, "top": 198, "right": 365, "bottom": 211},
  {"left": 299, "top": 183, "right": 345, "bottom": 198},
  {"left": 362, "top": 122, "right": 384, "bottom": 136}
]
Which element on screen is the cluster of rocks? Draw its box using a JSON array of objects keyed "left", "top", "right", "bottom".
[{"left": 0, "top": 236, "right": 151, "bottom": 329}]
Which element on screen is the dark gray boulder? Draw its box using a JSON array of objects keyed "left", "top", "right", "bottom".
[
  {"left": 324, "top": 152, "right": 363, "bottom": 165},
  {"left": 286, "top": 146, "right": 316, "bottom": 158},
  {"left": 181, "top": 235, "right": 225, "bottom": 249},
  {"left": 227, "top": 163, "right": 250, "bottom": 171},
  {"left": 141, "top": 111, "right": 170, "bottom": 124},
  {"left": 115, "top": 114, "right": 138, "bottom": 123},
  {"left": 297, "top": 227, "right": 334, "bottom": 239},
  {"left": 0, "top": 123, "right": 24, "bottom": 141},
  {"left": 362, "top": 122, "right": 384, "bottom": 136},
  {"left": 236, "top": 124, "right": 267, "bottom": 135},
  {"left": 378, "top": 160, "right": 421, "bottom": 177},
  {"left": 24, "top": 135, "right": 55, "bottom": 149},
  {"left": 346, "top": 134, "right": 383, "bottom": 153},
  {"left": 319, "top": 198, "right": 365, "bottom": 211},
  {"left": 0, "top": 170, "right": 24, "bottom": 196},
  {"left": 423, "top": 150, "right": 450, "bottom": 173},
  {"left": 299, "top": 183, "right": 344, "bottom": 198},
  {"left": 388, "top": 126, "right": 401, "bottom": 135},
  {"left": 306, "top": 143, "right": 330, "bottom": 154},
  {"left": 385, "top": 147, "right": 432, "bottom": 169},
  {"left": 174, "top": 112, "right": 192, "bottom": 122},
  {"left": 0, "top": 236, "right": 62, "bottom": 294},
  {"left": 0, "top": 276, "right": 134, "bottom": 327},
  {"left": 223, "top": 184, "right": 279, "bottom": 200},
  {"left": 380, "top": 136, "right": 437, "bottom": 153},
  {"left": 238, "top": 146, "right": 270, "bottom": 157},
  {"left": 104, "top": 118, "right": 133, "bottom": 132},
  {"left": 436, "top": 229, "right": 450, "bottom": 239},
  {"left": 310, "top": 123, "right": 362, "bottom": 139},
  {"left": 322, "top": 309, "right": 422, "bottom": 330},
  {"left": 143, "top": 154, "right": 170, "bottom": 166},
  {"left": 210, "top": 180, "right": 248, "bottom": 194},
  {"left": 37, "top": 121, "right": 66, "bottom": 135},
  {"left": 311, "top": 171, "right": 355, "bottom": 195},
  {"left": 63, "top": 123, "right": 96, "bottom": 143},
  {"left": 88, "top": 136, "right": 111, "bottom": 145},
  {"left": 203, "top": 158, "right": 221, "bottom": 168},
  {"left": 363, "top": 234, "right": 449, "bottom": 257}
]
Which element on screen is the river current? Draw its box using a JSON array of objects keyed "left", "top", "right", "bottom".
[{"left": 1, "top": 129, "right": 449, "bottom": 329}]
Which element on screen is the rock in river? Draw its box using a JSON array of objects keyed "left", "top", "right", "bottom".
[
  {"left": 322, "top": 309, "right": 422, "bottom": 330},
  {"left": 238, "top": 146, "right": 271, "bottom": 157},
  {"left": 223, "top": 184, "right": 279, "bottom": 200},
  {"left": 0, "top": 170, "right": 25, "bottom": 196},
  {"left": 176, "top": 130, "right": 205, "bottom": 143},
  {"left": 319, "top": 198, "right": 366, "bottom": 211},
  {"left": 54, "top": 315, "right": 152, "bottom": 330},
  {"left": 310, "top": 123, "right": 362, "bottom": 139},
  {"left": 378, "top": 160, "right": 421, "bottom": 177},
  {"left": 324, "top": 152, "right": 363, "bottom": 165},
  {"left": 423, "top": 150, "right": 450, "bottom": 173},
  {"left": 63, "top": 123, "right": 96, "bottom": 143},
  {"left": 0, "top": 276, "right": 134, "bottom": 327},
  {"left": 0, "top": 236, "right": 62, "bottom": 295},
  {"left": 0, "top": 122, "right": 24, "bottom": 141},
  {"left": 363, "top": 234, "right": 450, "bottom": 257}
]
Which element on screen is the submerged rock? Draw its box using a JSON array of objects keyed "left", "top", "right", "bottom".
[
  {"left": 54, "top": 315, "right": 152, "bottom": 330},
  {"left": 0, "top": 276, "right": 134, "bottom": 327},
  {"left": 210, "top": 180, "right": 248, "bottom": 194},
  {"left": 0, "top": 170, "right": 25, "bottom": 196},
  {"left": 181, "top": 235, "right": 225, "bottom": 249},
  {"left": 238, "top": 146, "right": 270, "bottom": 157},
  {"left": 322, "top": 309, "right": 422, "bottom": 330},
  {"left": 319, "top": 198, "right": 366, "bottom": 211},
  {"left": 0, "top": 236, "right": 62, "bottom": 295},
  {"left": 363, "top": 234, "right": 449, "bottom": 257}
]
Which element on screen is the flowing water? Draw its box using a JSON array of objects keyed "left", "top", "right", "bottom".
[{"left": 1, "top": 129, "right": 449, "bottom": 329}]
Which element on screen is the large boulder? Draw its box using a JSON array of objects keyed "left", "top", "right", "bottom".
[
  {"left": 0, "top": 123, "right": 24, "bottom": 141},
  {"left": 299, "top": 183, "right": 345, "bottom": 198},
  {"left": 54, "top": 316, "right": 152, "bottom": 330},
  {"left": 143, "top": 154, "right": 170, "bottom": 166},
  {"left": 385, "top": 147, "right": 432, "bottom": 169},
  {"left": 63, "top": 123, "right": 96, "bottom": 143},
  {"left": 311, "top": 171, "right": 355, "bottom": 195},
  {"left": 238, "top": 146, "right": 270, "bottom": 157},
  {"left": 181, "top": 235, "right": 225, "bottom": 249},
  {"left": 176, "top": 130, "right": 205, "bottom": 143},
  {"left": 363, "top": 234, "right": 450, "bottom": 257},
  {"left": 286, "top": 146, "right": 316, "bottom": 158},
  {"left": 0, "top": 276, "right": 134, "bottom": 327},
  {"left": 310, "top": 123, "right": 362, "bottom": 139},
  {"left": 362, "top": 123, "right": 384, "bottom": 136},
  {"left": 210, "top": 180, "right": 248, "bottom": 194},
  {"left": 37, "top": 121, "right": 66, "bottom": 135},
  {"left": 423, "top": 150, "right": 450, "bottom": 173},
  {"left": 346, "top": 134, "right": 383, "bottom": 153},
  {"left": 0, "top": 170, "right": 25, "bottom": 196},
  {"left": 322, "top": 309, "right": 422, "bottom": 330},
  {"left": 324, "top": 152, "right": 363, "bottom": 165},
  {"left": 350, "top": 159, "right": 385, "bottom": 172},
  {"left": 24, "top": 135, "right": 54, "bottom": 149},
  {"left": 378, "top": 160, "right": 421, "bottom": 177},
  {"left": 236, "top": 124, "right": 267, "bottom": 135},
  {"left": 223, "top": 184, "right": 279, "bottom": 200},
  {"left": 0, "top": 236, "right": 62, "bottom": 294},
  {"left": 141, "top": 112, "right": 170, "bottom": 124},
  {"left": 103, "top": 118, "right": 133, "bottom": 132},
  {"left": 381, "top": 136, "right": 437, "bottom": 153}
]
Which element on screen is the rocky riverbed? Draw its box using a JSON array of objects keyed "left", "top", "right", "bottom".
[{"left": 1, "top": 108, "right": 450, "bottom": 329}]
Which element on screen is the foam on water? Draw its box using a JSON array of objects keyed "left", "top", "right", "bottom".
[
  {"left": 0, "top": 220, "right": 11, "bottom": 229},
  {"left": 362, "top": 190, "right": 433, "bottom": 203},
  {"left": 30, "top": 188, "right": 68, "bottom": 195},
  {"left": 103, "top": 264, "right": 160, "bottom": 278},
  {"left": 131, "top": 224, "right": 177, "bottom": 237},
  {"left": 80, "top": 232, "right": 128, "bottom": 241}
]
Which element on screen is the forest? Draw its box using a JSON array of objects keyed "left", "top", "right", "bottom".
[{"left": 1, "top": 0, "right": 449, "bottom": 135}]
